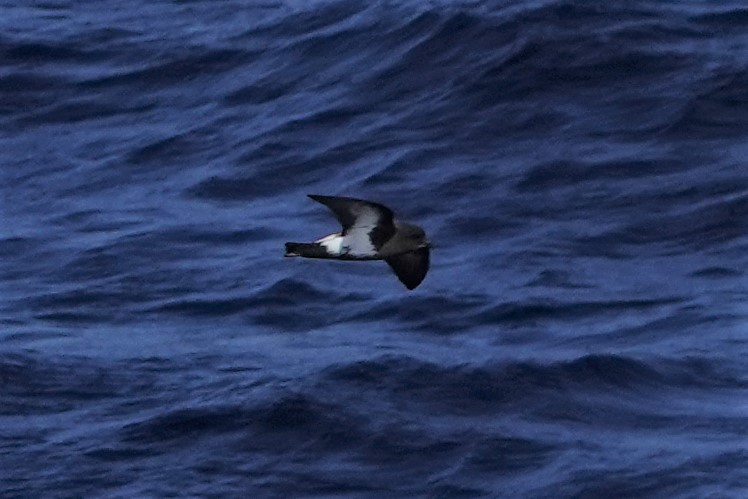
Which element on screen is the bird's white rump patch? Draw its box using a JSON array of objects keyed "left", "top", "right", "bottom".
[{"left": 315, "top": 233, "right": 345, "bottom": 256}]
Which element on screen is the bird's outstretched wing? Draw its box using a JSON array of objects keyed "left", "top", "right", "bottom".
[
  {"left": 385, "top": 246, "right": 430, "bottom": 290},
  {"left": 308, "top": 194, "right": 396, "bottom": 251}
]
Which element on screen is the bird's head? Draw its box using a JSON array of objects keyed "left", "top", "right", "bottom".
[{"left": 397, "top": 222, "right": 429, "bottom": 248}]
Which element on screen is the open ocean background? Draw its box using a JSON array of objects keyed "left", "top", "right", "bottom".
[{"left": 2, "top": 0, "right": 748, "bottom": 497}]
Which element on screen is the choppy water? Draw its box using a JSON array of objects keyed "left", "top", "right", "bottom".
[{"left": 2, "top": 0, "right": 748, "bottom": 497}]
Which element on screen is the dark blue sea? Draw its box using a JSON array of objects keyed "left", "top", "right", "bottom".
[{"left": 2, "top": 0, "right": 748, "bottom": 497}]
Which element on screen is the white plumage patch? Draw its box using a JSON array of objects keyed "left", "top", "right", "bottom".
[
  {"left": 316, "top": 233, "right": 345, "bottom": 256},
  {"left": 315, "top": 224, "right": 378, "bottom": 258},
  {"left": 342, "top": 207, "right": 378, "bottom": 256}
]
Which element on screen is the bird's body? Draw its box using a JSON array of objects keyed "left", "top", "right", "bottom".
[{"left": 285, "top": 195, "right": 430, "bottom": 289}]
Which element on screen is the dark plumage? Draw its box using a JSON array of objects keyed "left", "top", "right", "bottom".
[{"left": 285, "top": 195, "right": 430, "bottom": 290}]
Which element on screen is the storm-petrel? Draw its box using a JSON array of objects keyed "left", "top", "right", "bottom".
[{"left": 285, "top": 195, "right": 430, "bottom": 290}]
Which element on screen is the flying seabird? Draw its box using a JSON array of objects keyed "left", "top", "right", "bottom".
[{"left": 285, "top": 195, "right": 430, "bottom": 290}]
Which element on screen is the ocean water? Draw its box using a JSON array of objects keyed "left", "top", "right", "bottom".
[{"left": 2, "top": 0, "right": 748, "bottom": 496}]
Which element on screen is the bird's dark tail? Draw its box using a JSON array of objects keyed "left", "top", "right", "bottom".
[{"left": 284, "top": 242, "right": 331, "bottom": 258}]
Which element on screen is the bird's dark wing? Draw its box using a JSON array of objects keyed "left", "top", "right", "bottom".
[
  {"left": 308, "top": 194, "right": 396, "bottom": 250},
  {"left": 385, "top": 246, "right": 430, "bottom": 290}
]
